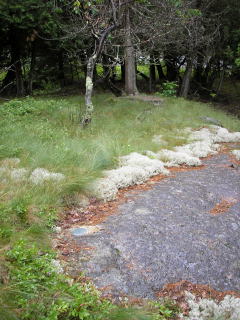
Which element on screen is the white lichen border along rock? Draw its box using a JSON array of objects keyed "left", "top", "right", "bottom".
[
  {"left": 181, "top": 292, "right": 240, "bottom": 320},
  {"left": 92, "top": 126, "right": 240, "bottom": 201}
]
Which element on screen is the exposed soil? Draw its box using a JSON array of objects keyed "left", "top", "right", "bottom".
[{"left": 55, "top": 145, "right": 240, "bottom": 303}]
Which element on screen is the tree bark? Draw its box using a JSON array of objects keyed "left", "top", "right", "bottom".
[
  {"left": 149, "top": 55, "right": 156, "bottom": 93},
  {"left": 216, "top": 68, "right": 224, "bottom": 96},
  {"left": 28, "top": 42, "right": 36, "bottom": 95},
  {"left": 180, "top": 59, "right": 193, "bottom": 98},
  {"left": 124, "top": 7, "right": 138, "bottom": 95},
  {"left": 164, "top": 53, "right": 178, "bottom": 82},
  {"left": 121, "top": 63, "right": 125, "bottom": 82},
  {"left": 10, "top": 30, "right": 25, "bottom": 96},
  {"left": 81, "top": 0, "right": 119, "bottom": 126},
  {"left": 81, "top": 54, "right": 97, "bottom": 126},
  {"left": 15, "top": 58, "right": 24, "bottom": 97},
  {"left": 3, "top": 30, "right": 25, "bottom": 96},
  {"left": 156, "top": 63, "right": 166, "bottom": 82}
]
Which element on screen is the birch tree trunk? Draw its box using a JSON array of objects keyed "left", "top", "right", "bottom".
[
  {"left": 81, "top": 54, "right": 97, "bottom": 126},
  {"left": 81, "top": 0, "right": 119, "bottom": 126}
]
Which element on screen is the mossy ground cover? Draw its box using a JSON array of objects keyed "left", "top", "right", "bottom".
[{"left": 0, "top": 93, "right": 239, "bottom": 319}]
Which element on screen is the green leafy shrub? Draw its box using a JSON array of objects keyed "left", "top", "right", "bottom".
[
  {"left": 11, "top": 201, "right": 28, "bottom": 222},
  {"left": 5, "top": 240, "right": 115, "bottom": 320},
  {"left": 160, "top": 82, "right": 178, "bottom": 97}
]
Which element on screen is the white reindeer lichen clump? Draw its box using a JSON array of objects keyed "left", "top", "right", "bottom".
[
  {"left": 91, "top": 126, "right": 240, "bottom": 201},
  {"left": 232, "top": 150, "right": 240, "bottom": 160},
  {"left": 29, "top": 168, "right": 65, "bottom": 185},
  {"left": 214, "top": 127, "right": 240, "bottom": 143},
  {"left": 181, "top": 292, "right": 240, "bottom": 320},
  {"left": 92, "top": 152, "right": 169, "bottom": 201},
  {"left": 157, "top": 149, "right": 201, "bottom": 167},
  {"left": 119, "top": 152, "right": 169, "bottom": 175},
  {"left": 10, "top": 168, "right": 29, "bottom": 181}
]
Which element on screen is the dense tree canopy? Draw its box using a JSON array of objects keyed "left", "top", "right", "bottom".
[{"left": 0, "top": 0, "right": 239, "bottom": 119}]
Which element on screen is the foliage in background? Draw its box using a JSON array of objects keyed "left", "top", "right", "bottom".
[{"left": 159, "top": 82, "right": 178, "bottom": 97}]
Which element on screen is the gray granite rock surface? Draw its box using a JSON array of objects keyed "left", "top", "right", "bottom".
[{"left": 69, "top": 153, "right": 240, "bottom": 298}]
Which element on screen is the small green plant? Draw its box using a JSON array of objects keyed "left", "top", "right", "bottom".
[
  {"left": 160, "top": 82, "right": 178, "bottom": 97},
  {"left": 0, "top": 225, "right": 12, "bottom": 241},
  {"left": 11, "top": 201, "right": 28, "bottom": 222},
  {"left": 149, "top": 299, "right": 180, "bottom": 320},
  {"left": 37, "top": 207, "right": 58, "bottom": 228}
]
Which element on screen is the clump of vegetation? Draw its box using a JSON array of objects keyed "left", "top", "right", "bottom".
[
  {"left": 1, "top": 240, "right": 115, "bottom": 320},
  {"left": 149, "top": 300, "right": 180, "bottom": 320},
  {"left": 159, "top": 82, "right": 178, "bottom": 97}
]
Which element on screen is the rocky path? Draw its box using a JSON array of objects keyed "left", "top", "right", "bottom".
[{"left": 61, "top": 150, "right": 240, "bottom": 299}]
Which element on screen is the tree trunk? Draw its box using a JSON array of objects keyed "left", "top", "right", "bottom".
[
  {"left": 156, "top": 63, "right": 166, "bottom": 82},
  {"left": 81, "top": 1, "right": 118, "bottom": 126},
  {"left": 28, "top": 43, "right": 36, "bottom": 95},
  {"left": 15, "top": 58, "right": 24, "bottom": 97},
  {"left": 194, "top": 54, "right": 204, "bottom": 84},
  {"left": 216, "top": 68, "right": 224, "bottom": 96},
  {"left": 149, "top": 55, "right": 156, "bottom": 93},
  {"left": 124, "top": 7, "right": 138, "bottom": 95},
  {"left": 180, "top": 59, "right": 193, "bottom": 98},
  {"left": 10, "top": 30, "right": 25, "bottom": 96},
  {"left": 121, "top": 63, "right": 125, "bottom": 82},
  {"left": 3, "top": 30, "right": 25, "bottom": 96},
  {"left": 164, "top": 54, "right": 178, "bottom": 82},
  {"left": 81, "top": 54, "right": 97, "bottom": 126}
]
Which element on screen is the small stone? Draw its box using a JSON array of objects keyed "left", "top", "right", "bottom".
[{"left": 51, "top": 259, "right": 64, "bottom": 273}]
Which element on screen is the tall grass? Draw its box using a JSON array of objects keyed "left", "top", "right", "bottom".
[{"left": 1, "top": 94, "right": 240, "bottom": 211}]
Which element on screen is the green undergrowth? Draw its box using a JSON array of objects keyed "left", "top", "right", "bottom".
[
  {"left": 0, "top": 93, "right": 240, "bottom": 319},
  {"left": 0, "top": 240, "right": 179, "bottom": 320}
]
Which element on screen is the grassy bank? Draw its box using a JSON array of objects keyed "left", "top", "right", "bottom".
[{"left": 0, "top": 93, "right": 240, "bottom": 319}]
